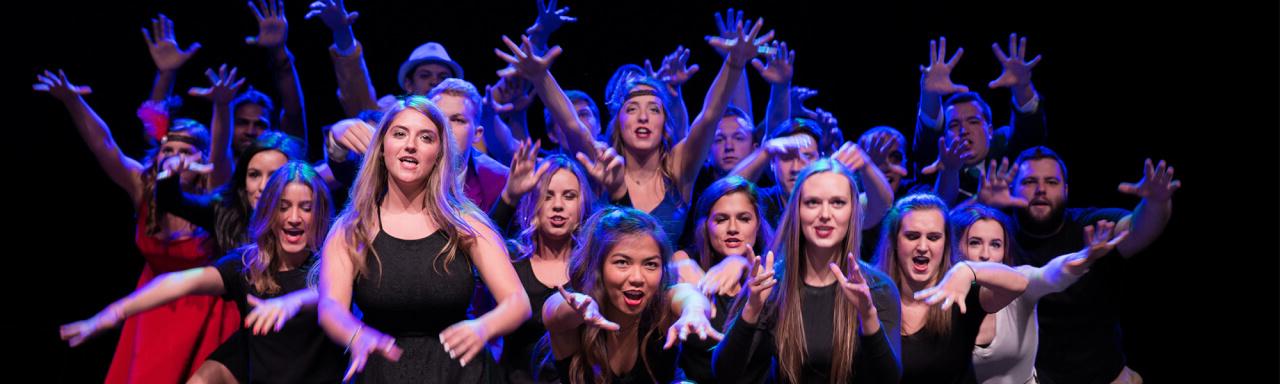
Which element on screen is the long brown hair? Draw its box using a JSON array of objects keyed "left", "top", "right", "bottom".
[
  {"left": 737, "top": 158, "right": 864, "bottom": 383},
  {"left": 239, "top": 161, "right": 333, "bottom": 294},
  {"left": 330, "top": 96, "right": 490, "bottom": 280},
  {"left": 563, "top": 206, "right": 675, "bottom": 384},
  {"left": 872, "top": 193, "right": 954, "bottom": 336}
]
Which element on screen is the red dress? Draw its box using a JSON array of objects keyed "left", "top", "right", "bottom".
[{"left": 104, "top": 206, "right": 241, "bottom": 383}]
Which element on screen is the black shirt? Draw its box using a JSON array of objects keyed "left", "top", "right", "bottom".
[
  {"left": 1015, "top": 207, "right": 1131, "bottom": 384},
  {"left": 214, "top": 252, "right": 345, "bottom": 383},
  {"left": 900, "top": 284, "right": 986, "bottom": 384},
  {"left": 713, "top": 260, "right": 902, "bottom": 383}
]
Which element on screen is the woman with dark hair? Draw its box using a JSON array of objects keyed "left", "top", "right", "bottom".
[
  {"left": 158, "top": 131, "right": 307, "bottom": 256},
  {"left": 543, "top": 206, "right": 720, "bottom": 383}
]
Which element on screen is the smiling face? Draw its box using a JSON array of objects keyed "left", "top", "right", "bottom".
[
  {"left": 275, "top": 182, "right": 315, "bottom": 256},
  {"left": 895, "top": 208, "right": 947, "bottom": 287},
  {"left": 602, "top": 234, "right": 664, "bottom": 317}
]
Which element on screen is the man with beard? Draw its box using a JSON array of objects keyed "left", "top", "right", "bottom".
[{"left": 985, "top": 145, "right": 1180, "bottom": 384}]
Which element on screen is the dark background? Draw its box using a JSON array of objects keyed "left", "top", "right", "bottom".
[{"left": 15, "top": 0, "right": 1277, "bottom": 382}]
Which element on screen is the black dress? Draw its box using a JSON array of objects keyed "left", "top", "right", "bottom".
[
  {"left": 211, "top": 252, "right": 346, "bottom": 383},
  {"left": 501, "top": 258, "right": 561, "bottom": 383},
  {"left": 351, "top": 207, "right": 495, "bottom": 383}
]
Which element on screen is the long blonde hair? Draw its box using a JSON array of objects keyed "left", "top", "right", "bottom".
[
  {"left": 331, "top": 96, "right": 489, "bottom": 279},
  {"left": 751, "top": 158, "right": 865, "bottom": 383}
]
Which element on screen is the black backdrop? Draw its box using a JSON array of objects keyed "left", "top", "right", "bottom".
[{"left": 15, "top": 0, "right": 1278, "bottom": 382}]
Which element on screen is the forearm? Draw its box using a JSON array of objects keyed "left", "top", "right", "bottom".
[
  {"left": 1117, "top": 199, "right": 1172, "bottom": 257},
  {"left": 859, "top": 164, "right": 894, "bottom": 228},
  {"left": 763, "top": 80, "right": 790, "bottom": 134},
  {"left": 474, "top": 289, "right": 532, "bottom": 340},
  {"left": 149, "top": 70, "right": 177, "bottom": 102},
  {"left": 727, "top": 147, "right": 771, "bottom": 183},
  {"left": 271, "top": 47, "right": 308, "bottom": 146},
  {"left": 330, "top": 43, "right": 379, "bottom": 117},
  {"left": 533, "top": 72, "right": 597, "bottom": 159},
  {"left": 210, "top": 102, "right": 234, "bottom": 186}
]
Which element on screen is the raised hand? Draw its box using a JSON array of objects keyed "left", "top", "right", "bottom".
[
  {"left": 575, "top": 147, "right": 624, "bottom": 198},
  {"left": 188, "top": 64, "right": 247, "bottom": 105},
  {"left": 646, "top": 46, "right": 701, "bottom": 96},
  {"left": 1064, "top": 220, "right": 1130, "bottom": 274},
  {"left": 143, "top": 14, "right": 201, "bottom": 72},
  {"left": 526, "top": 0, "right": 577, "bottom": 40},
  {"left": 495, "top": 35, "right": 563, "bottom": 82},
  {"left": 502, "top": 139, "right": 550, "bottom": 204},
  {"left": 920, "top": 136, "right": 973, "bottom": 176},
  {"left": 828, "top": 253, "right": 876, "bottom": 317},
  {"left": 33, "top": 69, "right": 93, "bottom": 102},
  {"left": 830, "top": 141, "right": 868, "bottom": 171},
  {"left": 977, "top": 157, "right": 1029, "bottom": 208},
  {"left": 698, "top": 248, "right": 752, "bottom": 298},
  {"left": 864, "top": 132, "right": 908, "bottom": 177},
  {"left": 740, "top": 251, "right": 777, "bottom": 324},
  {"left": 246, "top": 0, "right": 289, "bottom": 49},
  {"left": 663, "top": 302, "right": 724, "bottom": 349},
  {"left": 305, "top": 0, "right": 360, "bottom": 30},
  {"left": 751, "top": 41, "right": 794, "bottom": 85},
  {"left": 707, "top": 17, "right": 774, "bottom": 68},
  {"left": 488, "top": 78, "right": 535, "bottom": 114},
  {"left": 920, "top": 37, "right": 969, "bottom": 95},
  {"left": 988, "top": 33, "right": 1042, "bottom": 89},
  {"left": 331, "top": 118, "right": 375, "bottom": 155},
  {"left": 1117, "top": 159, "right": 1181, "bottom": 203},
  {"left": 790, "top": 86, "right": 819, "bottom": 120}
]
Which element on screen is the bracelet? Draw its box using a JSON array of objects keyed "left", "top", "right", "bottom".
[
  {"left": 959, "top": 261, "right": 978, "bottom": 285},
  {"left": 345, "top": 325, "right": 364, "bottom": 354}
]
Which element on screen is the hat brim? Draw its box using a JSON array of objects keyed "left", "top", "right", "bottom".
[{"left": 397, "top": 58, "right": 465, "bottom": 92}]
